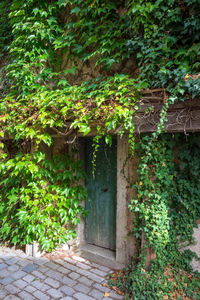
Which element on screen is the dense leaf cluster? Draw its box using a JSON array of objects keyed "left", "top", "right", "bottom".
[{"left": 0, "top": 0, "right": 199, "bottom": 298}]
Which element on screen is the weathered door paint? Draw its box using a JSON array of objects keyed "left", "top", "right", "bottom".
[{"left": 85, "top": 138, "right": 117, "bottom": 250}]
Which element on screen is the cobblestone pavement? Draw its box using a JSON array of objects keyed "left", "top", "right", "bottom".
[{"left": 0, "top": 246, "right": 124, "bottom": 300}]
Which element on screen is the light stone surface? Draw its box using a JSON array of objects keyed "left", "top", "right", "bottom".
[
  {"left": 182, "top": 224, "right": 200, "bottom": 272},
  {"left": 0, "top": 246, "right": 123, "bottom": 299}
]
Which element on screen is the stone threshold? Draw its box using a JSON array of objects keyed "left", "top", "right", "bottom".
[{"left": 79, "top": 244, "right": 125, "bottom": 270}]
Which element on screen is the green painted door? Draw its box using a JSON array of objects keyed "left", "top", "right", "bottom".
[{"left": 85, "top": 138, "right": 117, "bottom": 250}]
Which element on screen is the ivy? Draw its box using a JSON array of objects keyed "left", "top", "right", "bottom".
[
  {"left": 0, "top": 1, "right": 200, "bottom": 298},
  {"left": 0, "top": 150, "right": 87, "bottom": 251}
]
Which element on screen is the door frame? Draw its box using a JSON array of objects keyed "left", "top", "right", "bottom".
[{"left": 77, "top": 135, "right": 129, "bottom": 267}]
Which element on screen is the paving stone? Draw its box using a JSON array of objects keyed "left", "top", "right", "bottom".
[
  {"left": 69, "top": 271, "right": 80, "bottom": 280},
  {"left": 72, "top": 255, "right": 86, "bottom": 263},
  {"left": 98, "top": 265, "right": 110, "bottom": 272},
  {"left": 22, "top": 263, "right": 38, "bottom": 273},
  {"left": 5, "top": 284, "right": 20, "bottom": 294},
  {"left": 64, "top": 257, "right": 77, "bottom": 264},
  {"left": 76, "top": 262, "right": 91, "bottom": 270},
  {"left": 8, "top": 264, "right": 20, "bottom": 272},
  {"left": 45, "top": 261, "right": 59, "bottom": 270},
  {"left": 61, "top": 276, "right": 76, "bottom": 287},
  {"left": 93, "top": 283, "right": 110, "bottom": 293},
  {"left": 0, "top": 288, "right": 8, "bottom": 298},
  {"left": 0, "top": 269, "right": 10, "bottom": 277},
  {"left": 44, "top": 277, "right": 60, "bottom": 288},
  {"left": 6, "top": 258, "right": 18, "bottom": 265},
  {"left": 18, "top": 290, "right": 36, "bottom": 300},
  {"left": 33, "top": 258, "right": 49, "bottom": 265},
  {"left": 58, "top": 266, "right": 70, "bottom": 274},
  {"left": 16, "top": 259, "right": 30, "bottom": 267},
  {"left": 60, "top": 285, "right": 75, "bottom": 296},
  {"left": 32, "top": 270, "right": 46, "bottom": 280},
  {"left": 0, "top": 263, "right": 7, "bottom": 270},
  {"left": 0, "top": 276, "right": 14, "bottom": 285},
  {"left": 4, "top": 296, "right": 21, "bottom": 300},
  {"left": 13, "top": 278, "right": 28, "bottom": 289},
  {"left": 109, "top": 290, "right": 124, "bottom": 299},
  {"left": 78, "top": 276, "right": 93, "bottom": 286},
  {"left": 60, "top": 297, "right": 74, "bottom": 300},
  {"left": 31, "top": 279, "right": 45, "bottom": 290},
  {"left": 33, "top": 290, "right": 50, "bottom": 300},
  {"left": 91, "top": 268, "right": 108, "bottom": 277},
  {"left": 24, "top": 285, "right": 37, "bottom": 293},
  {"left": 39, "top": 283, "right": 51, "bottom": 292},
  {"left": 23, "top": 274, "right": 35, "bottom": 283},
  {"left": 45, "top": 269, "right": 63, "bottom": 280},
  {"left": 11, "top": 270, "right": 27, "bottom": 280},
  {"left": 74, "top": 283, "right": 91, "bottom": 294},
  {"left": 47, "top": 288, "right": 64, "bottom": 298},
  {"left": 89, "top": 289, "right": 104, "bottom": 300},
  {"left": 62, "top": 262, "right": 77, "bottom": 272},
  {"left": 87, "top": 273, "right": 104, "bottom": 283},
  {"left": 74, "top": 292, "right": 95, "bottom": 300}
]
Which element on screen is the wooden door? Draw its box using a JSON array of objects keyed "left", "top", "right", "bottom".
[{"left": 85, "top": 138, "right": 117, "bottom": 250}]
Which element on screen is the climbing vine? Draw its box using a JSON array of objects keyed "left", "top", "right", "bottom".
[{"left": 0, "top": 0, "right": 200, "bottom": 298}]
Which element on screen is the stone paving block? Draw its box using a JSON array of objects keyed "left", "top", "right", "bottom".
[
  {"left": 44, "top": 276, "right": 60, "bottom": 288},
  {"left": 98, "top": 265, "right": 110, "bottom": 272},
  {"left": 32, "top": 270, "right": 46, "bottom": 280},
  {"left": 61, "top": 276, "right": 76, "bottom": 287},
  {"left": 91, "top": 268, "right": 107, "bottom": 277},
  {"left": 47, "top": 288, "right": 64, "bottom": 298},
  {"left": 78, "top": 276, "right": 93, "bottom": 286},
  {"left": 87, "top": 273, "right": 104, "bottom": 283},
  {"left": 4, "top": 296, "right": 21, "bottom": 300},
  {"left": 22, "top": 263, "right": 38, "bottom": 273},
  {"left": 0, "top": 263, "right": 8, "bottom": 270},
  {"left": 33, "top": 257, "right": 49, "bottom": 265},
  {"left": 0, "top": 288, "right": 8, "bottom": 298},
  {"left": 0, "top": 276, "right": 14, "bottom": 285},
  {"left": 6, "top": 258, "right": 18, "bottom": 265},
  {"left": 5, "top": 284, "right": 20, "bottom": 294},
  {"left": 77, "top": 268, "right": 93, "bottom": 277},
  {"left": 1, "top": 255, "right": 13, "bottom": 261},
  {"left": 13, "top": 278, "right": 28, "bottom": 289},
  {"left": 74, "top": 292, "right": 95, "bottom": 300},
  {"left": 18, "top": 290, "right": 36, "bottom": 300},
  {"left": 16, "top": 259, "right": 30, "bottom": 267},
  {"left": 57, "top": 266, "right": 70, "bottom": 274},
  {"left": 89, "top": 289, "right": 105, "bottom": 300},
  {"left": 31, "top": 279, "right": 44, "bottom": 289},
  {"left": 45, "top": 261, "right": 59, "bottom": 270},
  {"left": 33, "top": 290, "right": 50, "bottom": 300},
  {"left": 62, "top": 262, "right": 77, "bottom": 272},
  {"left": 45, "top": 269, "right": 63, "bottom": 280},
  {"left": 109, "top": 290, "right": 124, "bottom": 299},
  {"left": 93, "top": 283, "right": 110, "bottom": 293},
  {"left": 40, "top": 283, "right": 51, "bottom": 292},
  {"left": 55, "top": 258, "right": 65, "bottom": 265},
  {"left": 60, "top": 297, "right": 74, "bottom": 300},
  {"left": 8, "top": 264, "right": 20, "bottom": 272},
  {"left": 76, "top": 262, "right": 91, "bottom": 270},
  {"left": 36, "top": 266, "right": 50, "bottom": 274},
  {"left": 69, "top": 271, "right": 80, "bottom": 280},
  {"left": 74, "top": 283, "right": 91, "bottom": 294},
  {"left": 64, "top": 257, "right": 77, "bottom": 265},
  {"left": 23, "top": 274, "right": 35, "bottom": 283},
  {"left": 24, "top": 285, "right": 36, "bottom": 293},
  {"left": 11, "top": 270, "right": 26, "bottom": 280},
  {"left": 0, "top": 269, "right": 10, "bottom": 277},
  {"left": 60, "top": 285, "right": 75, "bottom": 296},
  {"left": 72, "top": 255, "right": 86, "bottom": 263}
]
